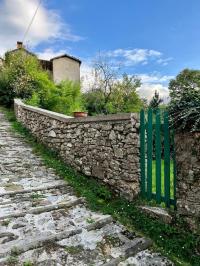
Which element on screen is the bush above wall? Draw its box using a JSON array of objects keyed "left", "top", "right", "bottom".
[
  {"left": 26, "top": 80, "right": 85, "bottom": 116},
  {"left": 169, "top": 69, "right": 200, "bottom": 132},
  {"left": 0, "top": 50, "right": 45, "bottom": 106}
]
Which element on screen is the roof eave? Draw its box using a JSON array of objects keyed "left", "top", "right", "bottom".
[{"left": 50, "top": 54, "right": 82, "bottom": 64}]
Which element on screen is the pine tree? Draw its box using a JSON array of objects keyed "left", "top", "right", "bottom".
[{"left": 149, "top": 90, "right": 163, "bottom": 109}]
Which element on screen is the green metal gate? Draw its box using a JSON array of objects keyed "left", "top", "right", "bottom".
[{"left": 140, "top": 109, "right": 176, "bottom": 208}]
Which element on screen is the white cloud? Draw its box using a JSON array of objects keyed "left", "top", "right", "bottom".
[
  {"left": 81, "top": 62, "right": 95, "bottom": 91},
  {"left": 37, "top": 48, "right": 70, "bottom": 60},
  {"left": 138, "top": 73, "right": 174, "bottom": 84},
  {"left": 138, "top": 83, "right": 170, "bottom": 102},
  {"left": 157, "top": 57, "right": 173, "bottom": 66},
  {"left": 104, "top": 48, "right": 168, "bottom": 66},
  {"left": 0, "top": 0, "right": 82, "bottom": 56},
  {"left": 137, "top": 73, "right": 173, "bottom": 102}
]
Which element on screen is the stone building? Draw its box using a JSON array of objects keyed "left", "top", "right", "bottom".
[
  {"left": 50, "top": 55, "right": 81, "bottom": 84},
  {"left": 3, "top": 42, "right": 81, "bottom": 83}
]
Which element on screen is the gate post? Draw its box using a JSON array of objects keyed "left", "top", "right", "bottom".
[{"left": 175, "top": 132, "right": 200, "bottom": 231}]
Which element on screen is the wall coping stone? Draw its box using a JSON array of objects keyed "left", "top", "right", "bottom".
[{"left": 14, "top": 99, "right": 139, "bottom": 124}]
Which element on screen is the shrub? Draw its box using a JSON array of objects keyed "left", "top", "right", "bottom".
[
  {"left": 27, "top": 80, "right": 85, "bottom": 116},
  {"left": 83, "top": 89, "right": 107, "bottom": 115},
  {"left": 0, "top": 50, "right": 55, "bottom": 107},
  {"left": 53, "top": 80, "right": 85, "bottom": 115},
  {"left": 84, "top": 74, "right": 144, "bottom": 115},
  {"left": 27, "top": 71, "right": 58, "bottom": 111},
  {"left": 0, "top": 70, "right": 13, "bottom": 106},
  {"left": 169, "top": 69, "right": 200, "bottom": 132}
]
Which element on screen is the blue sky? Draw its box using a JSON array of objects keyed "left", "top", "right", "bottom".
[{"left": 0, "top": 0, "right": 200, "bottom": 100}]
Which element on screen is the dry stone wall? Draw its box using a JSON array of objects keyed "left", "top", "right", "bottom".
[
  {"left": 175, "top": 132, "right": 200, "bottom": 231},
  {"left": 14, "top": 99, "right": 140, "bottom": 200}
]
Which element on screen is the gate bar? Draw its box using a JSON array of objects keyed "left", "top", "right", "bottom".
[
  {"left": 147, "top": 109, "right": 153, "bottom": 200},
  {"left": 155, "top": 109, "right": 162, "bottom": 203},
  {"left": 140, "top": 109, "right": 146, "bottom": 197}
]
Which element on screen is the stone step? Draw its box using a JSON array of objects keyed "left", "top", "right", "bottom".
[
  {"left": 57, "top": 222, "right": 152, "bottom": 266},
  {"left": 0, "top": 167, "right": 57, "bottom": 177},
  {"left": 0, "top": 182, "right": 73, "bottom": 198},
  {"left": 1, "top": 203, "right": 100, "bottom": 247},
  {"left": 0, "top": 160, "right": 44, "bottom": 166},
  {"left": 0, "top": 154, "right": 42, "bottom": 160},
  {"left": 0, "top": 178, "right": 66, "bottom": 195},
  {"left": 0, "top": 147, "right": 34, "bottom": 153},
  {"left": 0, "top": 152, "right": 44, "bottom": 161},
  {"left": 139, "top": 206, "right": 172, "bottom": 224},
  {"left": 0, "top": 141, "right": 29, "bottom": 147},
  {"left": 0, "top": 204, "right": 113, "bottom": 259},
  {"left": 102, "top": 238, "right": 152, "bottom": 266},
  {"left": 0, "top": 186, "right": 75, "bottom": 218},
  {"left": 0, "top": 221, "right": 152, "bottom": 266},
  {"left": 117, "top": 250, "right": 174, "bottom": 266}
]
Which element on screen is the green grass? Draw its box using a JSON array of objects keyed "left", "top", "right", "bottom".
[
  {"left": 1, "top": 107, "right": 200, "bottom": 266},
  {"left": 152, "top": 160, "right": 174, "bottom": 198}
]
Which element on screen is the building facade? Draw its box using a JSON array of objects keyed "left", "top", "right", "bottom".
[
  {"left": 4, "top": 42, "right": 81, "bottom": 83},
  {"left": 51, "top": 55, "right": 81, "bottom": 84}
]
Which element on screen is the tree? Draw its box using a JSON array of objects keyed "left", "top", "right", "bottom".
[
  {"left": 106, "top": 74, "right": 143, "bottom": 113},
  {"left": 0, "top": 50, "right": 55, "bottom": 106},
  {"left": 149, "top": 90, "right": 163, "bottom": 109},
  {"left": 93, "top": 58, "right": 118, "bottom": 106},
  {"left": 168, "top": 69, "right": 200, "bottom": 131},
  {"left": 83, "top": 59, "right": 144, "bottom": 115}
]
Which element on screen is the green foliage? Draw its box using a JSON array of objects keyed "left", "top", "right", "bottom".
[
  {"left": 169, "top": 69, "right": 200, "bottom": 132},
  {"left": 149, "top": 90, "right": 163, "bottom": 109},
  {"left": 1, "top": 219, "right": 10, "bottom": 226},
  {"left": 107, "top": 74, "right": 143, "bottom": 113},
  {"left": 7, "top": 256, "right": 19, "bottom": 266},
  {"left": 0, "top": 50, "right": 84, "bottom": 116},
  {"left": 52, "top": 80, "right": 85, "bottom": 114},
  {"left": 23, "top": 262, "right": 34, "bottom": 266},
  {"left": 0, "top": 69, "right": 13, "bottom": 106},
  {"left": 10, "top": 246, "right": 20, "bottom": 256},
  {"left": 83, "top": 89, "right": 106, "bottom": 115},
  {"left": 152, "top": 160, "right": 174, "bottom": 197},
  {"left": 30, "top": 193, "right": 44, "bottom": 199},
  {"left": 3, "top": 107, "right": 200, "bottom": 266},
  {"left": 0, "top": 50, "right": 53, "bottom": 107},
  {"left": 86, "top": 217, "right": 95, "bottom": 224},
  {"left": 65, "top": 246, "right": 83, "bottom": 254},
  {"left": 26, "top": 80, "right": 84, "bottom": 115},
  {"left": 25, "top": 92, "right": 40, "bottom": 107},
  {"left": 84, "top": 74, "right": 144, "bottom": 115}
]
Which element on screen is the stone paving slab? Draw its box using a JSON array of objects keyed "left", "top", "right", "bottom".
[
  {"left": 118, "top": 250, "right": 174, "bottom": 266},
  {"left": 0, "top": 112, "right": 174, "bottom": 265},
  {"left": 0, "top": 186, "right": 75, "bottom": 218}
]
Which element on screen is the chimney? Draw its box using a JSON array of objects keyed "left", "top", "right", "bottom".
[{"left": 17, "top": 41, "right": 23, "bottom": 49}]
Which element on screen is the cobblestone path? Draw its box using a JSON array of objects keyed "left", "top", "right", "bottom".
[{"left": 0, "top": 112, "right": 173, "bottom": 266}]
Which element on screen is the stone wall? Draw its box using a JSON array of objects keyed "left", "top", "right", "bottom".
[
  {"left": 175, "top": 132, "right": 200, "bottom": 231},
  {"left": 14, "top": 99, "right": 140, "bottom": 200}
]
